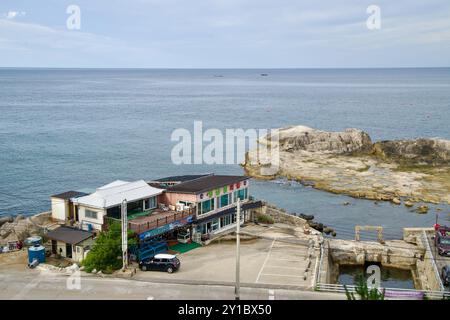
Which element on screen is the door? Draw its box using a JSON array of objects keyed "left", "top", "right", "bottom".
[
  {"left": 149, "top": 258, "right": 159, "bottom": 270},
  {"left": 66, "top": 243, "right": 72, "bottom": 258},
  {"left": 51, "top": 240, "right": 57, "bottom": 254}
]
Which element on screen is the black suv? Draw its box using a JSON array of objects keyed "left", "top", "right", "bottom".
[{"left": 139, "top": 254, "right": 180, "bottom": 273}]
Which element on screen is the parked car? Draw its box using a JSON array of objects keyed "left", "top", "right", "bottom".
[
  {"left": 435, "top": 225, "right": 450, "bottom": 256},
  {"left": 139, "top": 253, "right": 180, "bottom": 273},
  {"left": 442, "top": 265, "right": 450, "bottom": 287}
]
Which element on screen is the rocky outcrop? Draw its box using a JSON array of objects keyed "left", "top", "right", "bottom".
[
  {"left": 372, "top": 139, "right": 450, "bottom": 166},
  {"left": 264, "top": 126, "right": 372, "bottom": 154},
  {"left": 0, "top": 212, "right": 52, "bottom": 245},
  {"left": 243, "top": 125, "right": 450, "bottom": 204}
]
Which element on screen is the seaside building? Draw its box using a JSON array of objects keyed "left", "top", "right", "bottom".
[
  {"left": 49, "top": 173, "right": 261, "bottom": 262},
  {"left": 153, "top": 174, "right": 256, "bottom": 242},
  {"left": 72, "top": 180, "right": 164, "bottom": 231},
  {"left": 45, "top": 226, "right": 94, "bottom": 262},
  {"left": 50, "top": 191, "right": 88, "bottom": 223}
]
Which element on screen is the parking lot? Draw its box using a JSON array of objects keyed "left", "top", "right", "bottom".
[{"left": 134, "top": 224, "right": 317, "bottom": 288}]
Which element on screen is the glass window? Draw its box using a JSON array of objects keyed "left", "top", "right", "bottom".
[
  {"left": 219, "top": 194, "right": 229, "bottom": 208},
  {"left": 144, "top": 196, "right": 157, "bottom": 210},
  {"left": 212, "top": 219, "right": 219, "bottom": 231},
  {"left": 234, "top": 188, "right": 248, "bottom": 201},
  {"left": 200, "top": 199, "right": 214, "bottom": 215},
  {"left": 85, "top": 209, "right": 98, "bottom": 219}
]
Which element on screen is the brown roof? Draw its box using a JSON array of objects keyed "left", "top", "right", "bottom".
[
  {"left": 166, "top": 175, "right": 249, "bottom": 194},
  {"left": 51, "top": 191, "right": 88, "bottom": 200},
  {"left": 46, "top": 226, "right": 94, "bottom": 245}
]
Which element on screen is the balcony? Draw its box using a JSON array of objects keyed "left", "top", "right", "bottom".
[{"left": 128, "top": 208, "right": 193, "bottom": 235}]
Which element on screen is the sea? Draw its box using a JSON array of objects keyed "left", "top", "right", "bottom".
[{"left": 1, "top": 68, "right": 449, "bottom": 240}]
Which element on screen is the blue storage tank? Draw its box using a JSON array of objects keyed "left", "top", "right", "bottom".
[{"left": 28, "top": 245, "right": 46, "bottom": 264}]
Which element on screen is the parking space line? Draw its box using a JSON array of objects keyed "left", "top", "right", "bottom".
[
  {"left": 263, "top": 265, "right": 305, "bottom": 270},
  {"left": 255, "top": 239, "right": 276, "bottom": 283},
  {"left": 259, "top": 273, "right": 305, "bottom": 278}
]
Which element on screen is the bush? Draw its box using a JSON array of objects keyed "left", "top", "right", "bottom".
[
  {"left": 257, "top": 214, "right": 275, "bottom": 224},
  {"left": 82, "top": 222, "right": 137, "bottom": 273}
]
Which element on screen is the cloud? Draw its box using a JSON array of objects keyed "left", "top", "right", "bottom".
[{"left": 4, "top": 11, "right": 26, "bottom": 20}]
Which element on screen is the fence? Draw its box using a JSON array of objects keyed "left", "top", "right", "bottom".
[
  {"left": 421, "top": 230, "right": 445, "bottom": 291},
  {"left": 316, "top": 283, "right": 449, "bottom": 300}
]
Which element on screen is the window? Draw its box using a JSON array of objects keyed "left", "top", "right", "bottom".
[
  {"left": 219, "top": 193, "right": 229, "bottom": 208},
  {"left": 220, "top": 214, "right": 232, "bottom": 228},
  {"left": 144, "top": 196, "right": 157, "bottom": 210},
  {"left": 234, "top": 188, "right": 248, "bottom": 201},
  {"left": 200, "top": 199, "right": 215, "bottom": 215},
  {"left": 212, "top": 219, "right": 219, "bottom": 231},
  {"left": 85, "top": 209, "right": 98, "bottom": 219}
]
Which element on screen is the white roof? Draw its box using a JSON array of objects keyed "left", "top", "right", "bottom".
[
  {"left": 73, "top": 180, "right": 164, "bottom": 209},
  {"left": 154, "top": 253, "right": 177, "bottom": 260}
]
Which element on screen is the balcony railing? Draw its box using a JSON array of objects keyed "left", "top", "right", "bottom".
[{"left": 128, "top": 209, "right": 193, "bottom": 235}]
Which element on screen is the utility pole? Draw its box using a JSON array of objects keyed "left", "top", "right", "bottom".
[
  {"left": 235, "top": 198, "right": 241, "bottom": 300},
  {"left": 121, "top": 199, "right": 128, "bottom": 270}
]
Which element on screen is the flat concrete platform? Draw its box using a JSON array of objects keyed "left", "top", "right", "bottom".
[{"left": 134, "top": 224, "right": 316, "bottom": 288}]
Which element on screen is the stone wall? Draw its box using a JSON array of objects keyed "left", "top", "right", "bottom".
[{"left": 252, "top": 202, "right": 309, "bottom": 227}]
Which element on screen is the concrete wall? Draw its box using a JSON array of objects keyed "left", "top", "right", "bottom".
[
  {"left": 72, "top": 238, "right": 94, "bottom": 263},
  {"left": 51, "top": 198, "right": 69, "bottom": 221},
  {"left": 77, "top": 205, "right": 105, "bottom": 231},
  {"left": 254, "top": 203, "right": 308, "bottom": 227}
]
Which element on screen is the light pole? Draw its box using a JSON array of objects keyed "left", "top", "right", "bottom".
[
  {"left": 121, "top": 199, "right": 128, "bottom": 270},
  {"left": 235, "top": 198, "right": 241, "bottom": 300}
]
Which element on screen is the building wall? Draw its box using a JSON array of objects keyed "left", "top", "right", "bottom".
[
  {"left": 72, "top": 238, "right": 94, "bottom": 263},
  {"left": 159, "top": 192, "right": 197, "bottom": 207},
  {"left": 56, "top": 240, "right": 67, "bottom": 257},
  {"left": 51, "top": 197, "right": 69, "bottom": 221},
  {"left": 77, "top": 205, "right": 106, "bottom": 231}
]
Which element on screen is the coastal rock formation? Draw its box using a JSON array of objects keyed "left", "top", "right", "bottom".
[
  {"left": 372, "top": 139, "right": 450, "bottom": 165},
  {"left": 243, "top": 125, "right": 450, "bottom": 204},
  {"left": 0, "top": 212, "right": 52, "bottom": 245},
  {"left": 267, "top": 126, "right": 372, "bottom": 154}
]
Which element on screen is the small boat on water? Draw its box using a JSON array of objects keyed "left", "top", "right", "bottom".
[{"left": 260, "top": 73, "right": 269, "bottom": 76}]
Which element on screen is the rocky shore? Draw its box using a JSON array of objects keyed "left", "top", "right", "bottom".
[{"left": 243, "top": 125, "right": 450, "bottom": 206}]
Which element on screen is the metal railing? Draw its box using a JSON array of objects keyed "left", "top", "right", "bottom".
[
  {"left": 421, "top": 230, "right": 445, "bottom": 291},
  {"left": 316, "top": 283, "right": 449, "bottom": 300},
  {"left": 128, "top": 210, "right": 192, "bottom": 234}
]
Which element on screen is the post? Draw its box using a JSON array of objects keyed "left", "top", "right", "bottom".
[
  {"left": 235, "top": 198, "right": 241, "bottom": 300},
  {"left": 121, "top": 199, "right": 128, "bottom": 270}
]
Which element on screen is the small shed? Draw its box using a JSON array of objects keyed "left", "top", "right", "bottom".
[
  {"left": 45, "top": 226, "right": 94, "bottom": 262},
  {"left": 50, "top": 191, "right": 88, "bottom": 223}
]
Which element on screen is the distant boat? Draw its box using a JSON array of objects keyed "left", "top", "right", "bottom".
[
  {"left": 213, "top": 75, "right": 224, "bottom": 78},
  {"left": 260, "top": 73, "right": 269, "bottom": 76}
]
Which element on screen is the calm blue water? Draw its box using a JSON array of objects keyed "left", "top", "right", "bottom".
[{"left": 1, "top": 68, "right": 449, "bottom": 239}]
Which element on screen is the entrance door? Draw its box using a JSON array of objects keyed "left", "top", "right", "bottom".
[
  {"left": 66, "top": 243, "right": 72, "bottom": 258},
  {"left": 206, "top": 222, "right": 212, "bottom": 234},
  {"left": 51, "top": 240, "right": 57, "bottom": 254}
]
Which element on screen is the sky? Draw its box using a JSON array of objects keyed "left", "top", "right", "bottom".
[{"left": 0, "top": 0, "right": 449, "bottom": 68}]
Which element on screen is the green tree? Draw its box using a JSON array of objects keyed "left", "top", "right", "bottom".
[
  {"left": 344, "top": 275, "right": 385, "bottom": 300},
  {"left": 82, "top": 222, "right": 137, "bottom": 273}
]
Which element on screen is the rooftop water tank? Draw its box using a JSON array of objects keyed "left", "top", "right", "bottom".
[{"left": 28, "top": 245, "right": 46, "bottom": 265}]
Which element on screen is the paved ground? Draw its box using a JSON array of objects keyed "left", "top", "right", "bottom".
[
  {"left": 0, "top": 268, "right": 344, "bottom": 300},
  {"left": 0, "top": 223, "right": 332, "bottom": 300},
  {"left": 134, "top": 224, "right": 317, "bottom": 288}
]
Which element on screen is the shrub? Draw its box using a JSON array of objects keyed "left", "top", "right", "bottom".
[
  {"left": 257, "top": 214, "right": 275, "bottom": 224},
  {"left": 82, "top": 222, "right": 137, "bottom": 273}
]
